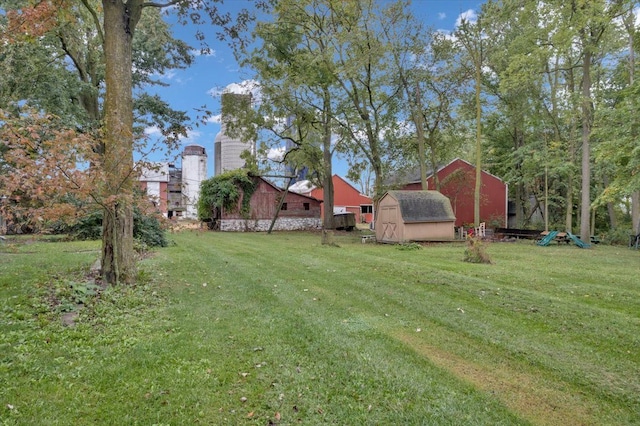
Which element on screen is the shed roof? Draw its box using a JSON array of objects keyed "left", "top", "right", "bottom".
[{"left": 384, "top": 190, "right": 456, "bottom": 223}]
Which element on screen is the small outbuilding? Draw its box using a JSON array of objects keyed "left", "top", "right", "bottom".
[
  {"left": 217, "top": 176, "right": 322, "bottom": 232},
  {"left": 376, "top": 190, "right": 456, "bottom": 243}
]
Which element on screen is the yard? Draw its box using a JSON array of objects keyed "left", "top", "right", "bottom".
[{"left": 1, "top": 231, "right": 639, "bottom": 425}]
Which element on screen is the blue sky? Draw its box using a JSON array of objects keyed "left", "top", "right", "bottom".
[{"left": 148, "top": 0, "right": 483, "bottom": 183}]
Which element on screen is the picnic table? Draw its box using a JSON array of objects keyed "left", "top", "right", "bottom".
[{"left": 536, "top": 231, "right": 569, "bottom": 246}]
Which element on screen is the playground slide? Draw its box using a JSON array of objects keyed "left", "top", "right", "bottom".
[
  {"left": 536, "top": 230, "right": 559, "bottom": 246},
  {"left": 566, "top": 232, "right": 591, "bottom": 249}
]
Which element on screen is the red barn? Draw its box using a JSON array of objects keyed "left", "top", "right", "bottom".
[
  {"left": 401, "top": 158, "right": 508, "bottom": 228},
  {"left": 215, "top": 176, "right": 322, "bottom": 232},
  {"left": 290, "top": 175, "right": 374, "bottom": 224}
]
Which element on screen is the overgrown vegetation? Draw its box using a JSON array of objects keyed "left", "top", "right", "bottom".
[
  {"left": 463, "top": 237, "right": 492, "bottom": 264},
  {"left": 69, "top": 208, "right": 168, "bottom": 248},
  {"left": 197, "top": 169, "right": 257, "bottom": 220},
  {"left": 1, "top": 232, "right": 638, "bottom": 424}
]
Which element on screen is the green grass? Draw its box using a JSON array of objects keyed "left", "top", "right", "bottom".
[{"left": 1, "top": 231, "right": 639, "bottom": 425}]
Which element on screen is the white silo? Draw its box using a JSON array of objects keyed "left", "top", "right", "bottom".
[
  {"left": 214, "top": 92, "right": 254, "bottom": 175},
  {"left": 181, "top": 145, "right": 207, "bottom": 219}
]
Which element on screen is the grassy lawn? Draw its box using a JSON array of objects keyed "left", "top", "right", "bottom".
[{"left": 1, "top": 231, "right": 639, "bottom": 425}]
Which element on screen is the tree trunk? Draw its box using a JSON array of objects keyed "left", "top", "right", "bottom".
[
  {"left": 101, "top": 0, "right": 141, "bottom": 284},
  {"left": 632, "top": 193, "right": 640, "bottom": 234},
  {"left": 626, "top": 13, "right": 639, "bottom": 235},
  {"left": 515, "top": 182, "right": 524, "bottom": 227},
  {"left": 579, "top": 49, "right": 592, "bottom": 242},
  {"left": 321, "top": 87, "right": 334, "bottom": 231},
  {"left": 602, "top": 174, "right": 617, "bottom": 229},
  {"left": 474, "top": 56, "right": 482, "bottom": 227},
  {"left": 413, "top": 86, "right": 428, "bottom": 190}
]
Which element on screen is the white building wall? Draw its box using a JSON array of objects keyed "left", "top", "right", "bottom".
[
  {"left": 182, "top": 146, "right": 207, "bottom": 219},
  {"left": 146, "top": 181, "right": 161, "bottom": 201}
]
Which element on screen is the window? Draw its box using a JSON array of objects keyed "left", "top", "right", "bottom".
[
  {"left": 303, "top": 203, "right": 310, "bottom": 211},
  {"left": 361, "top": 205, "right": 373, "bottom": 214},
  {"left": 281, "top": 203, "right": 288, "bottom": 211}
]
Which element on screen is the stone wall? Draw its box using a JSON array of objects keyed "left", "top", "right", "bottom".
[{"left": 220, "top": 217, "right": 321, "bottom": 232}]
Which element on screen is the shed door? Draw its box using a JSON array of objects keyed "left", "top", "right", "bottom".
[{"left": 380, "top": 206, "right": 399, "bottom": 241}]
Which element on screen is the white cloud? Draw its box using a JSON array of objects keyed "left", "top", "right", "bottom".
[
  {"left": 207, "top": 80, "right": 260, "bottom": 97},
  {"left": 161, "top": 70, "right": 177, "bottom": 81},
  {"left": 144, "top": 126, "right": 161, "bottom": 135},
  {"left": 438, "top": 12, "right": 446, "bottom": 20},
  {"left": 206, "top": 114, "right": 222, "bottom": 124},
  {"left": 267, "top": 146, "right": 286, "bottom": 162},
  {"left": 455, "top": 9, "right": 478, "bottom": 28},
  {"left": 179, "top": 129, "right": 202, "bottom": 145},
  {"left": 224, "top": 80, "right": 261, "bottom": 96},
  {"left": 435, "top": 28, "right": 456, "bottom": 43}
]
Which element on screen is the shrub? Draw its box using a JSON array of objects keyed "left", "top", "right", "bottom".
[
  {"left": 601, "top": 227, "right": 635, "bottom": 246},
  {"left": 463, "top": 237, "right": 492, "bottom": 264},
  {"left": 69, "top": 208, "right": 167, "bottom": 247}
]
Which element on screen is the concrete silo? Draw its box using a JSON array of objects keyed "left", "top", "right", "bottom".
[
  {"left": 181, "top": 145, "right": 207, "bottom": 219},
  {"left": 214, "top": 92, "right": 254, "bottom": 175}
]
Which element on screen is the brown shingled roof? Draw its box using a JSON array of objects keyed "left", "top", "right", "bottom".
[{"left": 385, "top": 190, "right": 456, "bottom": 223}]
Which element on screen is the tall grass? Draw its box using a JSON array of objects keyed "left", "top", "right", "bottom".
[{"left": 1, "top": 232, "right": 638, "bottom": 425}]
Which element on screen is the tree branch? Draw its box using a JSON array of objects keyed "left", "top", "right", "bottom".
[
  {"left": 79, "top": 0, "right": 104, "bottom": 46},
  {"left": 141, "top": 0, "right": 183, "bottom": 8}
]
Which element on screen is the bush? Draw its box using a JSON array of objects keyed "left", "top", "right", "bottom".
[
  {"left": 70, "top": 210, "right": 103, "bottom": 240},
  {"left": 463, "top": 237, "right": 492, "bottom": 264},
  {"left": 69, "top": 208, "right": 168, "bottom": 248},
  {"left": 600, "top": 228, "right": 635, "bottom": 246}
]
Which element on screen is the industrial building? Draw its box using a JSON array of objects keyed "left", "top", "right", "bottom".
[{"left": 138, "top": 144, "right": 207, "bottom": 220}]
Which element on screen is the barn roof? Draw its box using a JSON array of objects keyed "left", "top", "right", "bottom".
[
  {"left": 384, "top": 190, "right": 456, "bottom": 223},
  {"left": 384, "top": 158, "right": 506, "bottom": 186}
]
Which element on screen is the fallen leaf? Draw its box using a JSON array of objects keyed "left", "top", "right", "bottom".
[
  {"left": 275, "top": 412, "right": 281, "bottom": 420},
  {"left": 246, "top": 411, "right": 254, "bottom": 418}
]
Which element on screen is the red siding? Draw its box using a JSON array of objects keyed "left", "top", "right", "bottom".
[
  {"left": 158, "top": 182, "right": 168, "bottom": 213},
  {"left": 404, "top": 159, "right": 507, "bottom": 228},
  {"left": 310, "top": 175, "right": 374, "bottom": 223}
]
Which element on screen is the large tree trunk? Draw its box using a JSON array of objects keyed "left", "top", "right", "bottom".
[
  {"left": 101, "top": 0, "right": 141, "bottom": 284},
  {"left": 579, "top": 49, "right": 592, "bottom": 242},
  {"left": 627, "top": 14, "right": 640, "bottom": 235},
  {"left": 474, "top": 57, "right": 482, "bottom": 227}
]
